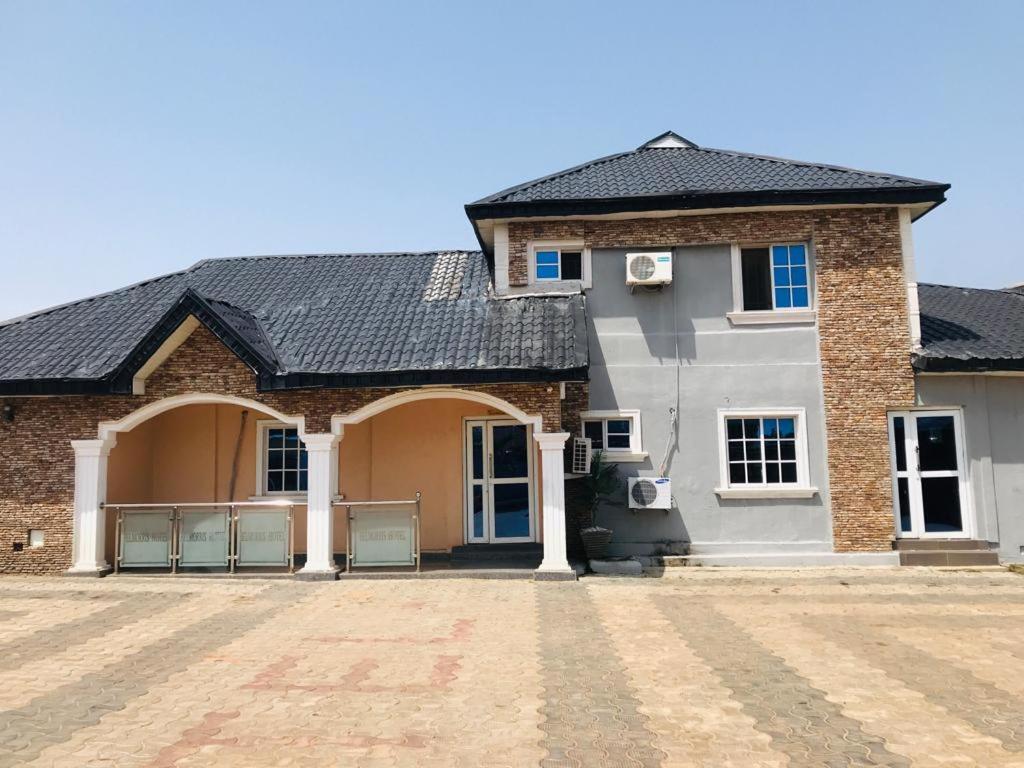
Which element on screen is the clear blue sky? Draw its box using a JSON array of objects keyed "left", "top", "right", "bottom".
[{"left": 1, "top": 1, "right": 1021, "bottom": 320}]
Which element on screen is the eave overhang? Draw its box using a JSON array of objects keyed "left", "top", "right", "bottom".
[
  {"left": 466, "top": 185, "right": 950, "bottom": 225},
  {"left": 913, "top": 355, "right": 1024, "bottom": 374}
]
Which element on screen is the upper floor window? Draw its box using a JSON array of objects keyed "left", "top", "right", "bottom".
[
  {"left": 741, "top": 244, "right": 809, "bottom": 310},
  {"left": 527, "top": 241, "right": 591, "bottom": 288},
  {"left": 535, "top": 247, "right": 582, "bottom": 281},
  {"left": 736, "top": 243, "right": 812, "bottom": 313}
]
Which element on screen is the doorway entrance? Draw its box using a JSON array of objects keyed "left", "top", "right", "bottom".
[
  {"left": 464, "top": 419, "right": 535, "bottom": 543},
  {"left": 888, "top": 410, "right": 972, "bottom": 538}
]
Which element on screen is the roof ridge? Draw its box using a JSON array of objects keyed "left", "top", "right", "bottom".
[
  {"left": 0, "top": 269, "right": 189, "bottom": 330},
  {"left": 187, "top": 249, "right": 482, "bottom": 270},
  {"left": 692, "top": 145, "right": 944, "bottom": 187}
]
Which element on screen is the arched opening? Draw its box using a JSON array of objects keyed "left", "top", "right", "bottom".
[{"left": 73, "top": 388, "right": 569, "bottom": 576}]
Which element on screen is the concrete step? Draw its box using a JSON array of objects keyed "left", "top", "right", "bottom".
[
  {"left": 449, "top": 543, "right": 542, "bottom": 562},
  {"left": 899, "top": 550, "right": 1001, "bottom": 567},
  {"left": 895, "top": 539, "right": 992, "bottom": 552}
]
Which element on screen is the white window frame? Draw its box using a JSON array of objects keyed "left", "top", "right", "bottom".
[
  {"left": 254, "top": 420, "right": 310, "bottom": 499},
  {"left": 580, "top": 410, "right": 646, "bottom": 463},
  {"left": 727, "top": 242, "right": 816, "bottom": 325},
  {"left": 715, "top": 408, "right": 817, "bottom": 498},
  {"left": 528, "top": 241, "right": 592, "bottom": 289}
]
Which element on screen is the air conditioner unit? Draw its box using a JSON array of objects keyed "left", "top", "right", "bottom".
[
  {"left": 628, "top": 477, "right": 672, "bottom": 509},
  {"left": 626, "top": 251, "right": 672, "bottom": 286},
  {"left": 572, "top": 437, "right": 592, "bottom": 475}
]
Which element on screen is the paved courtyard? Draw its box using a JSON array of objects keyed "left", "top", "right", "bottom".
[{"left": 1, "top": 569, "right": 1024, "bottom": 767}]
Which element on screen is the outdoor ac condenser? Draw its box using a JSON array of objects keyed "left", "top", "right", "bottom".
[
  {"left": 625, "top": 251, "right": 672, "bottom": 286},
  {"left": 628, "top": 476, "right": 672, "bottom": 509}
]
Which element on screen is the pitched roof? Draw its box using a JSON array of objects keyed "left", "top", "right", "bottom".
[
  {"left": 0, "top": 251, "right": 588, "bottom": 394},
  {"left": 466, "top": 131, "right": 949, "bottom": 221},
  {"left": 916, "top": 283, "right": 1024, "bottom": 372}
]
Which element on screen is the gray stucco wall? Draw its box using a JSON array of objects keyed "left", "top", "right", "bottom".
[
  {"left": 916, "top": 375, "right": 1024, "bottom": 562},
  {"left": 585, "top": 245, "right": 834, "bottom": 556}
]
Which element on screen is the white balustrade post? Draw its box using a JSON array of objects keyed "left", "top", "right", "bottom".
[
  {"left": 67, "top": 438, "right": 115, "bottom": 575},
  {"left": 534, "top": 431, "right": 575, "bottom": 580},
  {"left": 297, "top": 433, "right": 340, "bottom": 580}
]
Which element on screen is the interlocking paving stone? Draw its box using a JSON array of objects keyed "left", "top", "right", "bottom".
[
  {"left": 536, "top": 584, "right": 665, "bottom": 768},
  {"left": 2, "top": 570, "right": 1024, "bottom": 766},
  {"left": 807, "top": 614, "right": 1024, "bottom": 753},
  {"left": 0, "top": 584, "right": 302, "bottom": 766},
  {"left": 0, "top": 591, "right": 185, "bottom": 672},
  {"left": 654, "top": 596, "right": 912, "bottom": 767}
]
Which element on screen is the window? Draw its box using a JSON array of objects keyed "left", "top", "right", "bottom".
[
  {"left": 535, "top": 248, "right": 583, "bottom": 281},
  {"left": 716, "top": 409, "right": 816, "bottom": 498},
  {"left": 736, "top": 243, "right": 811, "bottom": 312},
  {"left": 259, "top": 424, "right": 308, "bottom": 494},
  {"left": 580, "top": 410, "right": 644, "bottom": 461}
]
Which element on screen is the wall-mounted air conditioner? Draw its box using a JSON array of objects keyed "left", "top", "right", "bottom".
[
  {"left": 628, "top": 477, "right": 672, "bottom": 509},
  {"left": 626, "top": 252, "right": 672, "bottom": 286}
]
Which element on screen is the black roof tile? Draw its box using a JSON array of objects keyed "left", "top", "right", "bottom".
[
  {"left": 916, "top": 283, "right": 1024, "bottom": 372},
  {"left": 467, "top": 132, "right": 948, "bottom": 220},
  {"left": 0, "top": 251, "right": 588, "bottom": 394}
]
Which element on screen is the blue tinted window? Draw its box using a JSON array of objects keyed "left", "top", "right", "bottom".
[
  {"left": 536, "top": 250, "right": 559, "bottom": 264},
  {"left": 778, "top": 419, "right": 795, "bottom": 439},
  {"left": 770, "top": 244, "right": 810, "bottom": 308},
  {"left": 536, "top": 264, "right": 559, "bottom": 280}
]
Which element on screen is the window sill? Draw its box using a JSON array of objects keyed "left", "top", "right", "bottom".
[
  {"left": 601, "top": 451, "right": 648, "bottom": 464},
  {"left": 714, "top": 486, "right": 818, "bottom": 499},
  {"left": 727, "top": 310, "right": 816, "bottom": 326}
]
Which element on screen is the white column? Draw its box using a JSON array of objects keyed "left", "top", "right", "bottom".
[
  {"left": 297, "top": 433, "right": 340, "bottom": 579},
  {"left": 68, "top": 438, "right": 115, "bottom": 575},
  {"left": 534, "top": 431, "right": 574, "bottom": 579}
]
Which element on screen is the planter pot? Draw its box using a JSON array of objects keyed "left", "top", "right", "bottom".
[{"left": 580, "top": 526, "right": 613, "bottom": 561}]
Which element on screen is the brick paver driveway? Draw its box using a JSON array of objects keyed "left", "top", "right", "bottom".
[{"left": 2, "top": 569, "right": 1024, "bottom": 767}]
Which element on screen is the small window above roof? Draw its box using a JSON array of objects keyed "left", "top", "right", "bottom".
[{"left": 528, "top": 242, "right": 591, "bottom": 288}]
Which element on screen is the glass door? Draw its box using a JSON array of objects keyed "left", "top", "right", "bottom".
[
  {"left": 465, "top": 419, "right": 535, "bottom": 543},
  {"left": 888, "top": 410, "right": 971, "bottom": 538},
  {"left": 465, "top": 422, "right": 488, "bottom": 543}
]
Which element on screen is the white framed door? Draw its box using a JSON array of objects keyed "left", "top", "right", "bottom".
[
  {"left": 464, "top": 419, "right": 535, "bottom": 544},
  {"left": 888, "top": 409, "right": 973, "bottom": 538}
]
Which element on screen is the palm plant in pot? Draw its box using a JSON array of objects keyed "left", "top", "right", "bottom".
[{"left": 579, "top": 450, "right": 623, "bottom": 561}]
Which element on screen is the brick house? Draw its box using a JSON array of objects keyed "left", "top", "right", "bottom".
[{"left": 1, "top": 131, "right": 1019, "bottom": 576}]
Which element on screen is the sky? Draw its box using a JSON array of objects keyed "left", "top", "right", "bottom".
[{"left": 1, "top": 0, "right": 1022, "bottom": 320}]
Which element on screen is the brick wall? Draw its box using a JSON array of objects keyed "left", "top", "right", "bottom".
[
  {"left": 0, "top": 326, "right": 566, "bottom": 573},
  {"left": 508, "top": 208, "right": 914, "bottom": 551}
]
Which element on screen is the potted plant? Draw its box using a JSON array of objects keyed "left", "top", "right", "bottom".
[{"left": 578, "top": 450, "right": 623, "bottom": 560}]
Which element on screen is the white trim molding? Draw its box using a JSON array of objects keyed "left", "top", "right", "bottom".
[
  {"left": 726, "top": 309, "right": 816, "bottom": 326},
  {"left": 331, "top": 387, "right": 542, "bottom": 432},
  {"left": 98, "top": 392, "right": 306, "bottom": 443},
  {"left": 131, "top": 316, "right": 200, "bottom": 395},
  {"left": 714, "top": 407, "right": 816, "bottom": 499},
  {"left": 899, "top": 207, "right": 922, "bottom": 350}
]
